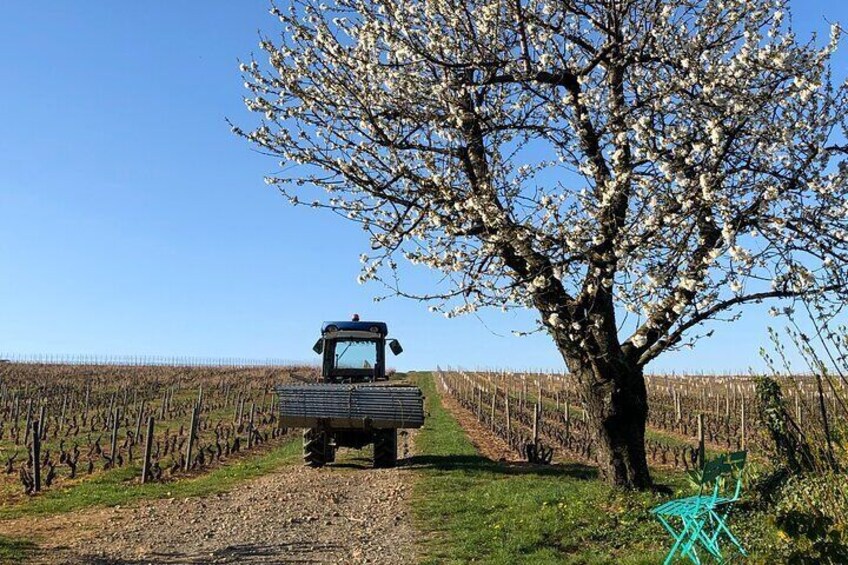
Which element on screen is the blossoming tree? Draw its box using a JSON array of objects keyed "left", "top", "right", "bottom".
[{"left": 236, "top": 0, "right": 848, "bottom": 488}]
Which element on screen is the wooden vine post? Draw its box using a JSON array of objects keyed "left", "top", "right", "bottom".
[
  {"left": 532, "top": 401, "right": 540, "bottom": 446},
  {"left": 110, "top": 407, "right": 120, "bottom": 466},
  {"left": 32, "top": 419, "right": 41, "bottom": 492},
  {"left": 505, "top": 392, "right": 511, "bottom": 443},
  {"left": 490, "top": 387, "right": 496, "bottom": 431},
  {"left": 184, "top": 404, "right": 198, "bottom": 471},
  {"left": 247, "top": 402, "right": 256, "bottom": 449},
  {"left": 675, "top": 390, "right": 682, "bottom": 423},
  {"left": 141, "top": 415, "right": 155, "bottom": 483},
  {"left": 697, "top": 413, "right": 705, "bottom": 468}
]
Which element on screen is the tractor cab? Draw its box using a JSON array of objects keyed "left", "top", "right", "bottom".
[{"left": 312, "top": 318, "right": 403, "bottom": 383}]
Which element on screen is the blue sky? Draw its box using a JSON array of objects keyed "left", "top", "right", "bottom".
[{"left": 1, "top": 1, "right": 845, "bottom": 372}]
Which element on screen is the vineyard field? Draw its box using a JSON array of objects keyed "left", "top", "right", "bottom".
[
  {"left": 0, "top": 363, "right": 317, "bottom": 510},
  {"left": 437, "top": 368, "right": 847, "bottom": 471}
]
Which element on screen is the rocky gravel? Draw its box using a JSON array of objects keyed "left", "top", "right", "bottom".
[{"left": 21, "top": 451, "right": 420, "bottom": 565}]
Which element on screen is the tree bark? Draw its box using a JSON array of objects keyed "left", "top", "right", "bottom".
[{"left": 569, "top": 357, "right": 652, "bottom": 489}]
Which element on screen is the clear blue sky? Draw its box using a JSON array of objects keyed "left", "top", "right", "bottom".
[{"left": 1, "top": 1, "right": 845, "bottom": 372}]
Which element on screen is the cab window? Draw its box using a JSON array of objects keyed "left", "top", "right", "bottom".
[{"left": 333, "top": 339, "right": 377, "bottom": 370}]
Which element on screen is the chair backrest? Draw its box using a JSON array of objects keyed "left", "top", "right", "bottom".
[
  {"left": 723, "top": 450, "right": 747, "bottom": 501},
  {"left": 695, "top": 456, "right": 725, "bottom": 509},
  {"left": 698, "top": 450, "right": 747, "bottom": 502},
  {"left": 700, "top": 456, "right": 727, "bottom": 485}
]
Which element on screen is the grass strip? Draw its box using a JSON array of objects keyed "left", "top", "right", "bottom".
[
  {"left": 0, "top": 437, "right": 300, "bottom": 520},
  {"left": 411, "top": 371, "right": 691, "bottom": 564}
]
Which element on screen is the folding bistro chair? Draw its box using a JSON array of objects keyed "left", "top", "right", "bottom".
[
  {"left": 651, "top": 451, "right": 748, "bottom": 564},
  {"left": 698, "top": 451, "right": 748, "bottom": 562}
]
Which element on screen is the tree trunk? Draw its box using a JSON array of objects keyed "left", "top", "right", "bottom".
[{"left": 572, "top": 359, "right": 652, "bottom": 489}]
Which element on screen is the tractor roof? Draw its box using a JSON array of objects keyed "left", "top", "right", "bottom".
[{"left": 322, "top": 321, "right": 388, "bottom": 336}]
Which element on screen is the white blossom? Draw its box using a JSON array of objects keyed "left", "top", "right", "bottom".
[{"left": 237, "top": 0, "right": 848, "bottom": 366}]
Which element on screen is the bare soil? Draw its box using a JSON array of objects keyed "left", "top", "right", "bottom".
[
  {"left": 7, "top": 445, "right": 420, "bottom": 564},
  {"left": 437, "top": 382, "right": 520, "bottom": 463}
]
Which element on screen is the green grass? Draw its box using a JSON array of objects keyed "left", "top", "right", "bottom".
[
  {"left": 0, "top": 535, "right": 36, "bottom": 564},
  {"left": 644, "top": 428, "right": 724, "bottom": 461},
  {"left": 409, "top": 372, "right": 783, "bottom": 564},
  {"left": 0, "top": 437, "right": 301, "bottom": 520},
  {"left": 410, "top": 372, "right": 668, "bottom": 564}
]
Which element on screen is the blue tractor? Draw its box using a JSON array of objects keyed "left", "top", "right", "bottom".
[{"left": 276, "top": 317, "right": 424, "bottom": 468}]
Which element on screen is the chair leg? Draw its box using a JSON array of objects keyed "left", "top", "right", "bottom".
[
  {"left": 697, "top": 513, "right": 725, "bottom": 560},
  {"left": 710, "top": 510, "right": 747, "bottom": 557},
  {"left": 657, "top": 511, "right": 739, "bottom": 565},
  {"left": 659, "top": 516, "right": 690, "bottom": 565},
  {"left": 680, "top": 515, "right": 710, "bottom": 565}
]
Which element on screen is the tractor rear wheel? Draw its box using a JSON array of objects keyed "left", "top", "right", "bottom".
[
  {"left": 373, "top": 429, "right": 397, "bottom": 468},
  {"left": 303, "top": 428, "right": 328, "bottom": 467}
]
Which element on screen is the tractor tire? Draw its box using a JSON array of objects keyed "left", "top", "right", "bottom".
[
  {"left": 303, "top": 428, "right": 328, "bottom": 468},
  {"left": 373, "top": 429, "right": 397, "bottom": 468}
]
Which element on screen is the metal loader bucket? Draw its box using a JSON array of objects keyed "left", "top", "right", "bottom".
[{"left": 275, "top": 383, "right": 425, "bottom": 429}]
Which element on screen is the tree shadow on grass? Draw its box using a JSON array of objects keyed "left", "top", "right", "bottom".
[
  {"left": 302, "top": 452, "right": 598, "bottom": 480},
  {"left": 403, "top": 454, "right": 598, "bottom": 479},
  {"left": 56, "top": 541, "right": 339, "bottom": 564},
  {"left": 0, "top": 535, "right": 37, "bottom": 562}
]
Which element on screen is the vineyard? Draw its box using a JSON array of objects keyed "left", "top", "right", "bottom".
[
  {"left": 0, "top": 365, "right": 845, "bottom": 563},
  {"left": 3, "top": 362, "right": 842, "bottom": 501},
  {"left": 0, "top": 362, "right": 317, "bottom": 506},
  {"left": 437, "top": 367, "right": 847, "bottom": 470}
]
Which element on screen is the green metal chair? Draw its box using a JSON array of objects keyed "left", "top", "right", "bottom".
[
  {"left": 651, "top": 451, "right": 748, "bottom": 564},
  {"left": 698, "top": 451, "right": 748, "bottom": 562}
]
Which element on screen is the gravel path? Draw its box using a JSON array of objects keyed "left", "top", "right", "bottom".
[{"left": 18, "top": 448, "right": 421, "bottom": 565}]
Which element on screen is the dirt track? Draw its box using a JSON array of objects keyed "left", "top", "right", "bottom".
[{"left": 11, "top": 449, "right": 420, "bottom": 565}]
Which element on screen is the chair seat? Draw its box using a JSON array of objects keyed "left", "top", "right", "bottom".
[{"left": 651, "top": 495, "right": 716, "bottom": 517}]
